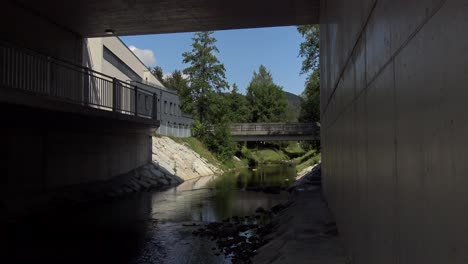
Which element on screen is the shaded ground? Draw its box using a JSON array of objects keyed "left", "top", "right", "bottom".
[{"left": 253, "top": 164, "right": 349, "bottom": 264}]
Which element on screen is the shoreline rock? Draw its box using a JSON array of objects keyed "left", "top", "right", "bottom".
[{"left": 1, "top": 162, "right": 183, "bottom": 223}]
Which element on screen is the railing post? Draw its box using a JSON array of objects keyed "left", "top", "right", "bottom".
[
  {"left": 83, "top": 67, "right": 89, "bottom": 106},
  {"left": 152, "top": 93, "right": 158, "bottom": 120},
  {"left": 112, "top": 78, "right": 118, "bottom": 112},
  {"left": 47, "top": 56, "right": 52, "bottom": 96},
  {"left": 134, "top": 85, "right": 138, "bottom": 116}
]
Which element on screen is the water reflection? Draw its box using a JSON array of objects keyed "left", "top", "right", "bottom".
[
  {"left": 1, "top": 164, "right": 296, "bottom": 264},
  {"left": 149, "top": 164, "right": 296, "bottom": 223}
]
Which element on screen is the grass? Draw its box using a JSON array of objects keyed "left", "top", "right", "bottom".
[
  {"left": 252, "top": 149, "right": 288, "bottom": 162},
  {"left": 170, "top": 137, "right": 222, "bottom": 167},
  {"left": 167, "top": 135, "right": 320, "bottom": 172},
  {"left": 241, "top": 145, "right": 288, "bottom": 163},
  {"left": 170, "top": 136, "right": 246, "bottom": 170},
  {"left": 294, "top": 148, "right": 321, "bottom": 172},
  {"left": 284, "top": 142, "right": 306, "bottom": 155}
]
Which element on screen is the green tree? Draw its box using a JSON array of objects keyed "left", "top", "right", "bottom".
[
  {"left": 249, "top": 65, "right": 274, "bottom": 86},
  {"left": 164, "top": 70, "right": 193, "bottom": 114},
  {"left": 182, "top": 31, "right": 229, "bottom": 124},
  {"left": 224, "top": 83, "right": 250, "bottom": 123},
  {"left": 297, "top": 25, "right": 320, "bottom": 74},
  {"left": 246, "top": 65, "right": 288, "bottom": 122},
  {"left": 298, "top": 68, "right": 320, "bottom": 123},
  {"left": 181, "top": 31, "right": 235, "bottom": 161},
  {"left": 297, "top": 25, "right": 321, "bottom": 149},
  {"left": 151, "top": 66, "right": 166, "bottom": 86}
]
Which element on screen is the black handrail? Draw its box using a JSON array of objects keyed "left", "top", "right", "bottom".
[{"left": 0, "top": 41, "right": 158, "bottom": 120}]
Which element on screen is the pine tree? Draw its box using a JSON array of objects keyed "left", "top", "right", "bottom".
[
  {"left": 182, "top": 31, "right": 228, "bottom": 124},
  {"left": 246, "top": 65, "right": 288, "bottom": 122}
]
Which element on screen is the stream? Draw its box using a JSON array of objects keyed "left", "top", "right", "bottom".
[{"left": 1, "top": 164, "right": 296, "bottom": 264}]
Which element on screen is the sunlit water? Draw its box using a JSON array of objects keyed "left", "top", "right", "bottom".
[{"left": 1, "top": 164, "right": 296, "bottom": 264}]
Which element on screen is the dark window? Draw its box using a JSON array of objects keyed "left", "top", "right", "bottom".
[{"left": 103, "top": 46, "right": 141, "bottom": 81}]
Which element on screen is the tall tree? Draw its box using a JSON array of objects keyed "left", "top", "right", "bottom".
[
  {"left": 297, "top": 25, "right": 320, "bottom": 122},
  {"left": 164, "top": 70, "right": 193, "bottom": 113},
  {"left": 298, "top": 68, "right": 320, "bottom": 123},
  {"left": 297, "top": 25, "right": 320, "bottom": 74},
  {"left": 249, "top": 65, "right": 274, "bottom": 86},
  {"left": 224, "top": 83, "right": 250, "bottom": 123},
  {"left": 297, "top": 25, "right": 321, "bottom": 149},
  {"left": 246, "top": 65, "right": 288, "bottom": 122},
  {"left": 182, "top": 31, "right": 228, "bottom": 123},
  {"left": 151, "top": 66, "right": 166, "bottom": 86}
]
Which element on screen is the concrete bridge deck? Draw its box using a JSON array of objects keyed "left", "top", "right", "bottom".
[{"left": 229, "top": 122, "right": 318, "bottom": 141}]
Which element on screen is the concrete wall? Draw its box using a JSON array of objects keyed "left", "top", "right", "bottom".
[
  {"left": 320, "top": 0, "right": 468, "bottom": 263},
  {"left": 1, "top": 1, "right": 83, "bottom": 64},
  {"left": 84, "top": 37, "right": 163, "bottom": 87},
  {"left": 1, "top": 104, "right": 152, "bottom": 197},
  {"left": 133, "top": 81, "right": 194, "bottom": 137}
]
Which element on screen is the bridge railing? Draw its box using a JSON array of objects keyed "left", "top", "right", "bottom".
[
  {"left": 0, "top": 41, "right": 158, "bottom": 120},
  {"left": 230, "top": 122, "right": 317, "bottom": 134}
]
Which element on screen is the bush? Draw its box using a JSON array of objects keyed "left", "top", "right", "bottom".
[{"left": 202, "top": 122, "right": 236, "bottom": 162}]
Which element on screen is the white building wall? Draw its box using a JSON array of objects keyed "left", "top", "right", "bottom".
[{"left": 83, "top": 36, "right": 193, "bottom": 137}]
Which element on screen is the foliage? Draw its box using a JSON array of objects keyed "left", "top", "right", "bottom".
[
  {"left": 283, "top": 141, "right": 306, "bottom": 159},
  {"left": 298, "top": 25, "right": 321, "bottom": 149},
  {"left": 298, "top": 68, "right": 320, "bottom": 150},
  {"left": 299, "top": 68, "right": 320, "bottom": 124},
  {"left": 180, "top": 31, "right": 237, "bottom": 161},
  {"left": 191, "top": 120, "right": 205, "bottom": 138},
  {"left": 164, "top": 70, "right": 193, "bottom": 114},
  {"left": 296, "top": 152, "right": 321, "bottom": 173},
  {"left": 246, "top": 65, "right": 288, "bottom": 122},
  {"left": 249, "top": 65, "right": 274, "bottom": 86},
  {"left": 202, "top": 122, "right": 236, "bottom": 162},
  {"left": 151, "top": 66, "right": 166, "bottom": 86},
  {"left": 250, "top": 149, "right": 288, "bottom": 163},
  {"left": 223, "top": 83, "right": 250, "bottom": 123},
  {"left": 283, "top": 91, "right": 302, "bottom": 122},
  {"left": 297, "top": 25, "right": 320, "bottom": 74},
  {"left": 182, "top": 31, "right": 229, "bottom": 124},
  {"left": 164, "top": 70, "right": 187, "bottom": 92}
]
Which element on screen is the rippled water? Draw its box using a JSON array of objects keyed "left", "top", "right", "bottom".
[{"left": 1, "top": 164, "right": 296, "bottom": 264}]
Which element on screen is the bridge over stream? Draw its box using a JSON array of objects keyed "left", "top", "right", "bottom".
[{"left": 229, "top": 123, "right": 318, "bottom": 141}]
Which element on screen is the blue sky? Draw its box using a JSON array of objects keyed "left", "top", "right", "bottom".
[{"left": 121, "top": 26, "right": 307, "bottom": 95}]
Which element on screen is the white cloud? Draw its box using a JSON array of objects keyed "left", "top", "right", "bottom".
[{"left": 128, "top": 45, "right": 156, "bottom": 66}]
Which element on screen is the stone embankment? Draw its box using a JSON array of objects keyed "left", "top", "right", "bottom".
[{"left": 151, "top": 136, "right": 222, "bottom": 181}]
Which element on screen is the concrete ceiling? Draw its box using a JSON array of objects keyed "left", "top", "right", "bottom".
[{"left": 14, "top": 0, "right": 320, "bottom": 37}]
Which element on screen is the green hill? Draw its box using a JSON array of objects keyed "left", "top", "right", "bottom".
[{"left": 283, "top": 91, "right": 302, "bottom": 122}]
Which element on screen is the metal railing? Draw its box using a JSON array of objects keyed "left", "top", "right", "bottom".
[
  {"left": 230, "top": 122, "right": 318, "bottom": 134},
  {"left": 0, "top": 41, "right": 158, "bottom": 120}
]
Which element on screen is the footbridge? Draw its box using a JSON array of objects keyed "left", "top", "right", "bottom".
[{"left": 229, "top": 123, "right": 318, "bottom": 141}]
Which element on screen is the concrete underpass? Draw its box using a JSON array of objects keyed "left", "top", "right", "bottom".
[{"left": 1, "top": 0, "right": 467, "bottom": 263}]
